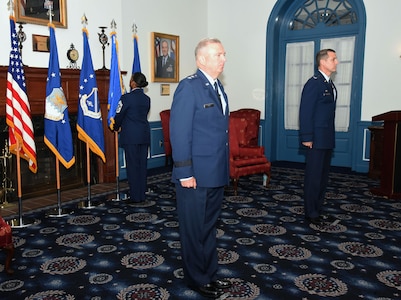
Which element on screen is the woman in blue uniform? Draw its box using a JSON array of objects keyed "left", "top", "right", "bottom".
[{"left": 114, "top": 72, "right": 150, "bottom": 202}]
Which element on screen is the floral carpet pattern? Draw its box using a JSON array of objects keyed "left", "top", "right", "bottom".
[{"left": 0, "top": 166, "right": 401, "bottom": 299}]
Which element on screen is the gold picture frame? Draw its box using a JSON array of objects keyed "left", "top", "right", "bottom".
[
  {"left": 15, "top": 0, "right": 68, "bottom": 28},
  {"left": 151, "top": 32, "right": 179, "bottom": 83}
]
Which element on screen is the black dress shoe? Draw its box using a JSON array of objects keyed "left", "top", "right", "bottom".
[
  {"left": 305, "top": 216, "right": 322, "bottom": 225},
  {"left": 191, "top": 283, "right": 224, "bottom": 298},
  {"left": 212, "top": 279, "right": 232, "bottom": 289}
]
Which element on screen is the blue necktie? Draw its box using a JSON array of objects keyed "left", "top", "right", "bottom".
[
  {"left": 214, "top": 82, "right": 223, "bottom": 113},
  {"left": 329, "top": 79, "right": 337, "bottom": 100}
]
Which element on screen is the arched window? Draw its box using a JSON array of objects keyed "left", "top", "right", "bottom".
[
  {"left": 291, "top": 0, "right": 358, "bottom": 30},
  {"left": 284, "top": 0, "right": 357, "bottom": 132}
]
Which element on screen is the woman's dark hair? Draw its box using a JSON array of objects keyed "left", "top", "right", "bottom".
[{"left": 132, "top": 72, "right": 148, "bottom": 88}]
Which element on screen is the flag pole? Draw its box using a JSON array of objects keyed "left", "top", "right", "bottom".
[
  {"left": 46, "top": 158, "right": 73, "bottom": 217},
  {"left": 9, "top": 140, "right": 37, "bottom": 228},
  {"left": 111, "top": 131, "right": 126, "bottom": 201},
  {"left": 16, "top": 140, "right": 22, "bottom": 223},
  {"left": 78, "top": 143, "right": 98, "bottom": 209},
  {"left": 86, "top": 143, "right": 91, "bottom": 204}
]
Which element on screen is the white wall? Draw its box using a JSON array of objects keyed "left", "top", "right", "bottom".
[
  {"left": 207, "top": 0, "right": 276, "bottom": 119},
  {"left": 119, "top": 0, "right": 208, "bottom": 121},
  {"left": 362, "top": 0, "right": 401, "bottom": 120},
  {"left": 0, "top": 0, "right": 400, "bottom": 123}
]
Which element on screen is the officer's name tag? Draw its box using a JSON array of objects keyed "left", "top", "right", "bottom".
[{"left": 204, "top": 103, "right": 215, "bottom": 108}]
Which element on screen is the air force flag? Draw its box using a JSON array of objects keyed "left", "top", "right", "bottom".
[
  {"left": 77, "top": 27, "right": 106, "bottom": 162},
  {"left": 44, "top": 23, "right": 75, "bottom": 168}
]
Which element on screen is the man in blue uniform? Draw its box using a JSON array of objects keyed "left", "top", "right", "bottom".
[
  {"left": 170, "top": 38, "right": 231, "bottom": 298},
  {"left": 299, "top": 48, "right": 338, "bottom": 225}
]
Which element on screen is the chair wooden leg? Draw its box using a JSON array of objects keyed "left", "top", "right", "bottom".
[
  {"left": 263, "top": 171, "right": 271, "bottom": 187},
  {"left": 233, "top": 178, "right": 239, "bottom": 196},
  {"left": 165, "top": 155, "right": 173, "bottom": 166}
]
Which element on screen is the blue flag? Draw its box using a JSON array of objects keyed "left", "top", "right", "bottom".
[
  {"left": 77, "top": 28, "right": 106, "bottom": 162},
  {"left": 107, "top": 31, "right": 125, "bottom": 130},
  {"left": 132, "top": 34, "right": 141, "bottom": 73},
  {"left": 44, "top": 24, "right": 75, "bottom": 169}
]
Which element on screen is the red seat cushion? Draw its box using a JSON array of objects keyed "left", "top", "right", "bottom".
[
  {"left": 238, "top": 146, "right": 265, "bottom": 157},
  {"left": 231, "top": 156, "right": 269, "bottom": 167}
]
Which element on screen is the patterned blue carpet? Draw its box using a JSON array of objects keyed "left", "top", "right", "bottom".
[{"left": 0, "top": 166, "right": 401, "bottom": 299}]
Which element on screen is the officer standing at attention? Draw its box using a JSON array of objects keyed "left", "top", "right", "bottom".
[
  {"left": 170, "top": 38, "right": 232, "bottom": 298},
  {"left": 299, "top": 48, "right": 338, "bottom": 225}
]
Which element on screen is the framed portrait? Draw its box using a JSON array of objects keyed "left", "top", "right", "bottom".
[
  {"left": 151, "top": 32, "right": 179, "bottom": 83},
  {"left": 15, "top": 0, "right": 68, "bottom": 28}
]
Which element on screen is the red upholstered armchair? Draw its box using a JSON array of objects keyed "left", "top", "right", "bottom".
[
  {"left": 229, "top": 113, "right": 271, "bottom": 195},
  {"left": 159, "top": 110, "right": 173, "bottom": 166},
  {"left": 0, "top": 217, "right": 14, "bottom": 274}
]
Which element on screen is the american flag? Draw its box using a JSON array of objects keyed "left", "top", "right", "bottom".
[
  {"left": 170, "top": 40, "right": 176, "bottom": 60},
  {"left": 5, "top": 16, "right": 37, "bottom": 173},
  {"left": 155, "top": 36, "right": 160, "bottom": 58}
]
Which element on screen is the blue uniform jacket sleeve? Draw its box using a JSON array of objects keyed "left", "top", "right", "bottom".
[
  {"left": 299, "top": 77, "right": 318, "bottom": 142},
  {"left": 170, "top": 79, "right": 196, "bottom": 180}
]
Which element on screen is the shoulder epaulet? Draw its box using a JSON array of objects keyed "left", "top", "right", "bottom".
[
  {"left": 312, "top": 75, "right": 318, "bottom": 80},
  {"left": 186, "top": 74, "right": 198, "bottom": 80}
]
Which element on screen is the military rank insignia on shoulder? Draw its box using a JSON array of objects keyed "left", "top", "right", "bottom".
[
  {"left": 116, "top": 100, "right": 123, "bottom": 113},
  {"left": 187, "top": 74, "right": 198, "bottom": 80}
]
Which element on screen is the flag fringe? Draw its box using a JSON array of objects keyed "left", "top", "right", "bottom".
[
  {"left": 44, "top": 136, "right": 76, "bottom": 169},
  {"left": 77, "top": 125, "right": 106, "bottom": 163}
]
